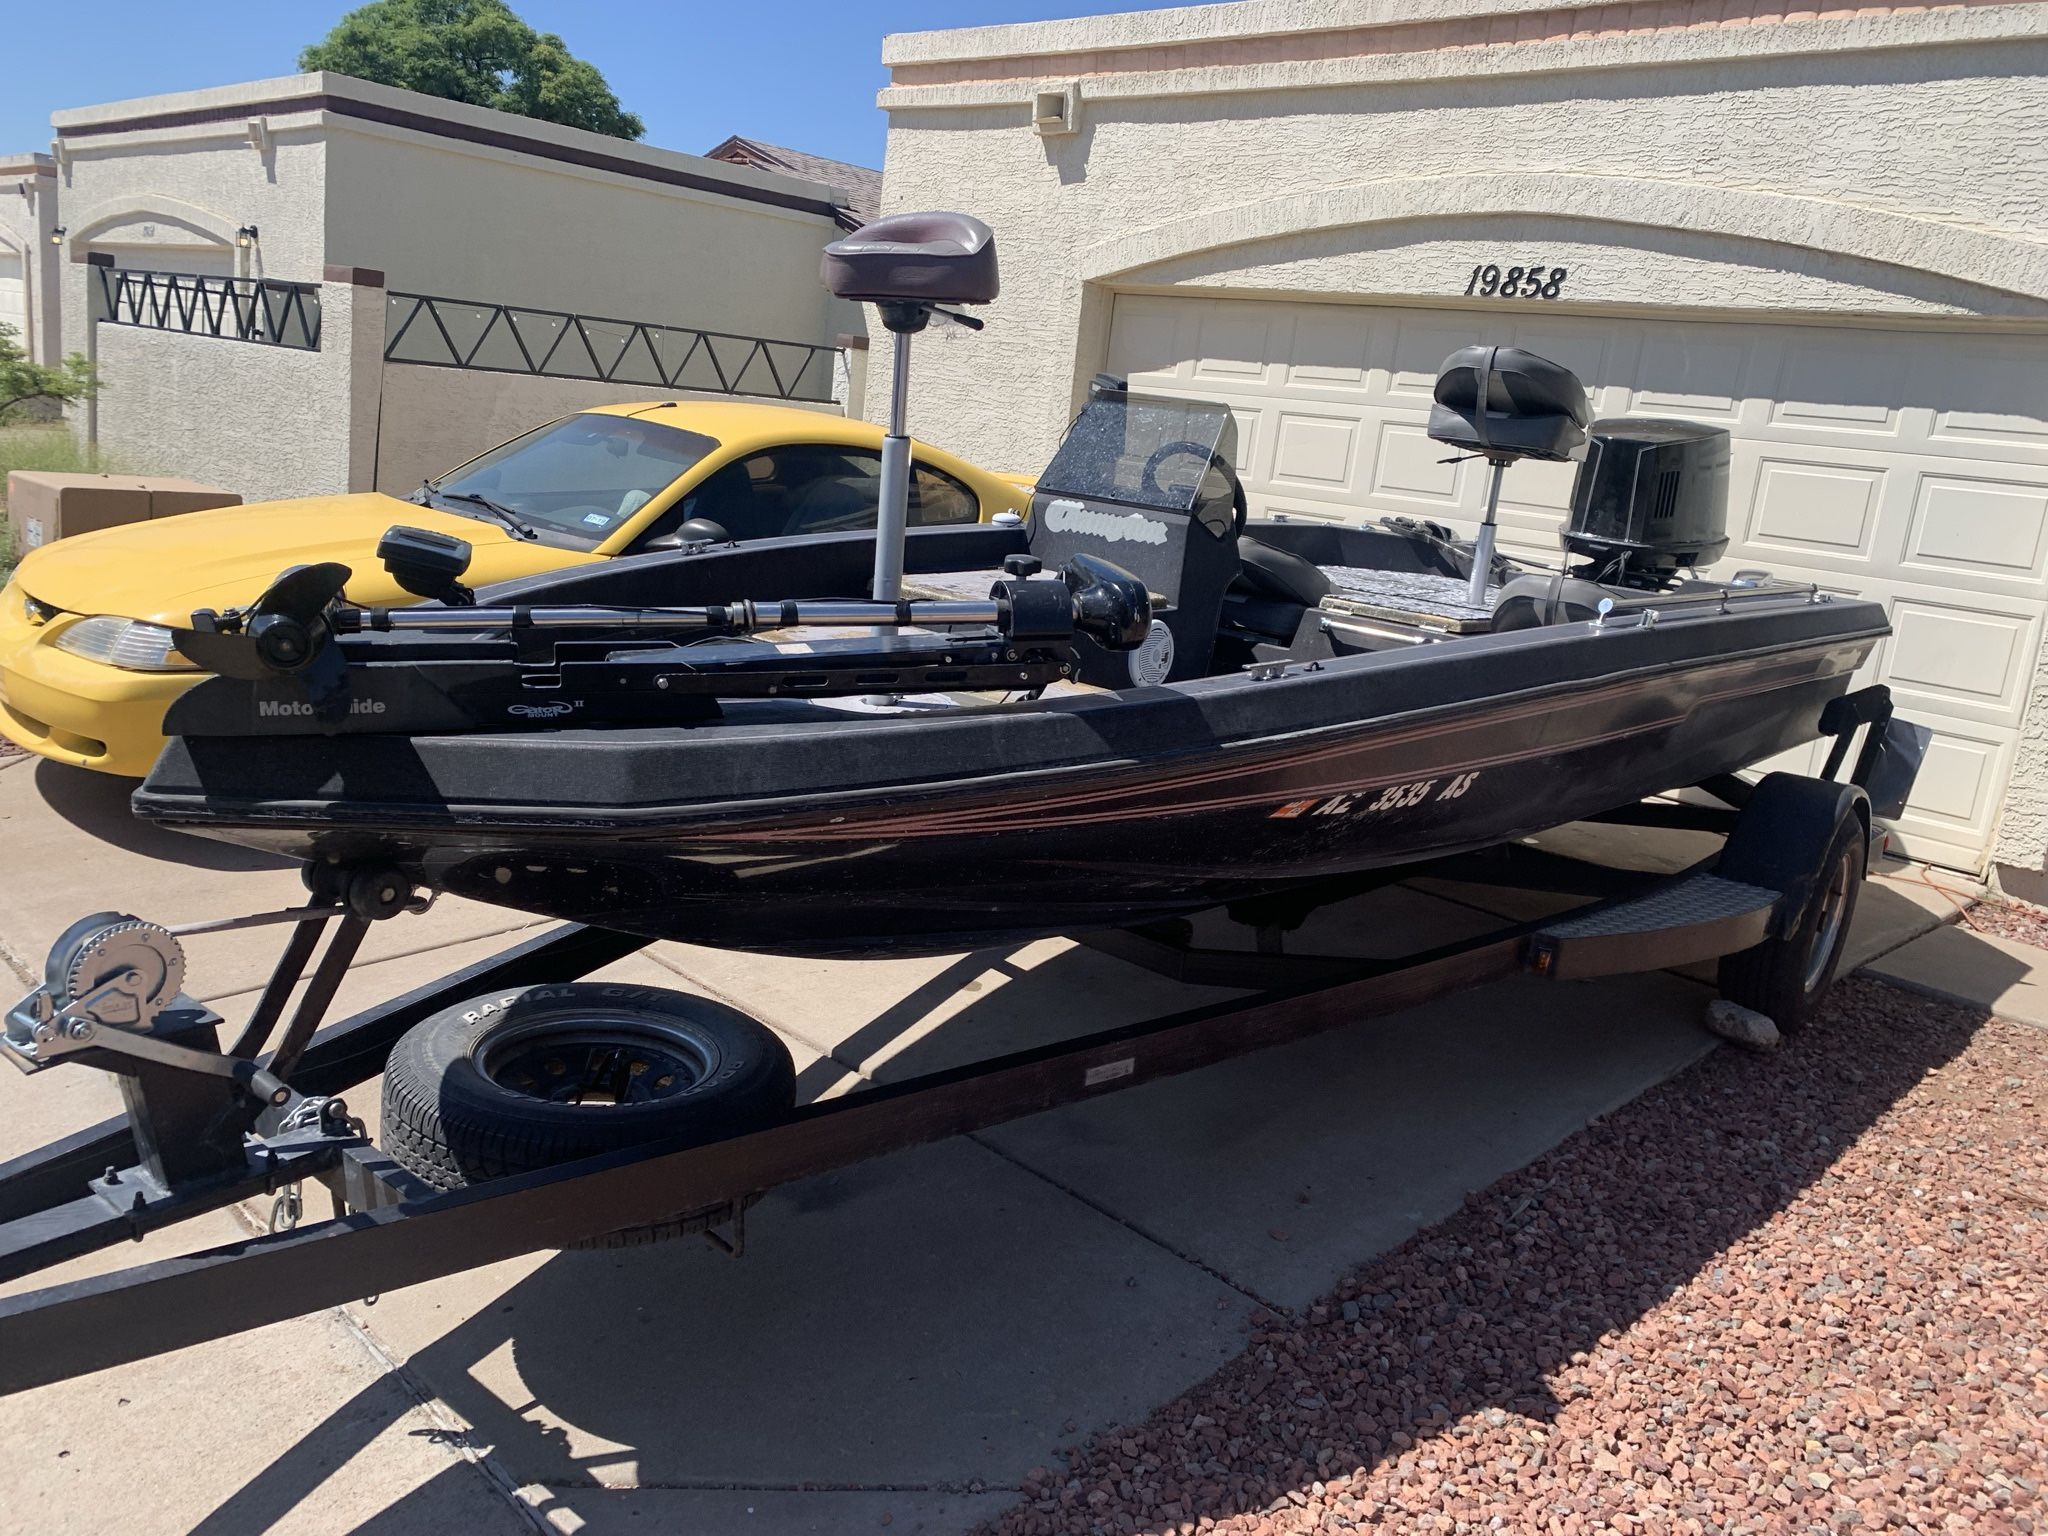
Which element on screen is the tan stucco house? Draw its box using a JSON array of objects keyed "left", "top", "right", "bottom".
[{"left": 875, "top": 0, "right": 2048, "bottom": 887}]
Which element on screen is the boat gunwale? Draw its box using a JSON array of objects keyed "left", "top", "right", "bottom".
[{"left": 135, "top": 611, "right": 1890, "bottom": 837}]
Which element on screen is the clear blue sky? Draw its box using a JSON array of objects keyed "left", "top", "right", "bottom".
[{"left": 3, "top": 0, "right": 1191, "bottom": 169}]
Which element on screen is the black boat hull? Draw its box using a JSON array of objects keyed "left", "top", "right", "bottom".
[{"left": 137, "top": 601, "right": 1884, "bottom": 956}]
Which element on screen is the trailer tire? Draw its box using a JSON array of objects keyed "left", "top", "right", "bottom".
[
  {"left": 381, "top": 983, "right": 794, "bottom": 1245},
  {"left": 1715, "top": 802, "right": 1865, "bottom": 1035}
]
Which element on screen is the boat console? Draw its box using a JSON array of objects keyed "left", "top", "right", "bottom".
[{"left": 909, "top": 380, "right": 1245, "bottom": 687}]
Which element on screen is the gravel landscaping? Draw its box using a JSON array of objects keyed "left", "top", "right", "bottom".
[
  {"left": 1967, "top": 899, "right": 2048, "bottom": 954},
  {"left": 989, "top": 977, "right": 2046, "bottom": 1535}
]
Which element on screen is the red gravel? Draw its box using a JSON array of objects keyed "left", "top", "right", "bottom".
[
  {"left": 986, "top": 978, "right": 2047, "bottom": 1535},
  {"left": 1967, "top": 898, "right": 2048, "bottom": 954}
]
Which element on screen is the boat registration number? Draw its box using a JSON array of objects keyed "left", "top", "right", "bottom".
[{"left": 1269, "top": 772, "right": 1480, "bottom": 820}]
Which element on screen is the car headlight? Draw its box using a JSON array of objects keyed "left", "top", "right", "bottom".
[{"left": 50, "top": 616, "right": 197, "bottom": 672}]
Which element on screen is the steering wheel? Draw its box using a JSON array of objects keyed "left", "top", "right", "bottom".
[{"left": 1138, "top": 440, "right": 1248, "bottom": 538}]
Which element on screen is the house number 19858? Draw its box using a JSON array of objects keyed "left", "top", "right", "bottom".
[{"left": 1465, "top": 263, "right": 1568, "bottom": 300}]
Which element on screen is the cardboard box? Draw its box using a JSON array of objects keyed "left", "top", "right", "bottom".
[
  {"left": 5, "top": 472, "right": 240, "bottom": 554},
  {"left": 143, "top": 476, "right": 243, "bottom": 521}
]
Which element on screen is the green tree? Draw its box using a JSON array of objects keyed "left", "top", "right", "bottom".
[
  {"left": 0, "top": 323, "right": 98, "bottom": 426},
  {"left": 300, "top": 0, "right": 644, "bottom": 140}
]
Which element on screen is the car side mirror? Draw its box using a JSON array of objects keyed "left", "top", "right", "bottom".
[{"left": 643, "top": 517, "right": 733, "bottom": 552}]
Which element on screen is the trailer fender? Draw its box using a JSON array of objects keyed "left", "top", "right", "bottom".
[{"left": 1716, "top": 774, "right": 1869, "bottom": 928}]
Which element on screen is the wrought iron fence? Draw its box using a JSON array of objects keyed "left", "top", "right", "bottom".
[
  {"left": 95, "top": 266, "right": 322, "bottom": 350},
  {"left": 383, "top": 291, "right": 838, "bottom": 403}
]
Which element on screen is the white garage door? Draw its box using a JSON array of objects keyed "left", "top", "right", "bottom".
[
  {"left": 0, "top": 245, "right": 27, "bottom": 349},
  {"left": 1106, "top": 293, "right": 2048, "bottom": 872}
]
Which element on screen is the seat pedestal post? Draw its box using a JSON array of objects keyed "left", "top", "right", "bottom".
[
  {"left": 1469, "top": 456, "right": 1508, "bottom": 609},
  {"left": 872, "top": 329, "right": 915, "bottom": 602}
]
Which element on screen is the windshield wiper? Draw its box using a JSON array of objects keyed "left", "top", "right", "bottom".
[{"left": 420, "top": 480, "right": 539, "bottom": 541}]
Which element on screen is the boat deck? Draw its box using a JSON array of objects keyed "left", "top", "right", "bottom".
[{"left": 908, "top": 561, "right": 1499, "bottom": 637}]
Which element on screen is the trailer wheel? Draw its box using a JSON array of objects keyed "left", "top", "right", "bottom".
[
  {"left": 381, "top": 983, "right": 794, "bottom": 1244},
  {"left": 1715, "top": 803, "right": 1865, "bottom": 1034}
]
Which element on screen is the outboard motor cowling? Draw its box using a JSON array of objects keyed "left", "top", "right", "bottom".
[{"left": 1564, "top": 417, "right": 1731, "bottom": 580}]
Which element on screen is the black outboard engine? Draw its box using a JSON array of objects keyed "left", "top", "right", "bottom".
[
  {"left": 1026, "top": 382, "right": 1243, "bottom": 687},
  {"left": 1564, "top": 418, "right": 1731, "bottom": 582},
  {"left": 1492, "top": 416, "right": 1735, "bottom": 630}
]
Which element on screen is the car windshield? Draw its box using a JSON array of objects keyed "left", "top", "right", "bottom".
[{"left": 429, "top": 414, "right": 720, "bottom": 548}]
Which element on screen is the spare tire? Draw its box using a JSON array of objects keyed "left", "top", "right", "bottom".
[{"left": 381, "top": 982, "right": 795, "bottom": 1219}]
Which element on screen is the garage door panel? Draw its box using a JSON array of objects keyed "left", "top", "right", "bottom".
[
  {"left": 1925, "top": 339, "right": 2048, "bottom": 462},
  {"left": 1707, "top": 561, "right": 2041, "bottom": 731},
  {"left": 1280, "top": 308, "right": 1378, "bottom": 391},
  {"left": 1766, "top": 331, "right": 1911, "bottom": 437},
  {"left": 1901, "top": 470, "right": 2048, "bottom": 588},
  {"left": 1882, "top": 597, "right": 2039, "bottom": 723},
  {"left": 0, "top": 248, "right": 25, "bottom": 352},
  {"left": 1105, "top": 297, "right": 1187, "bottom": 385},
  {"left": 1507, "top": 318, "right": 1617, "bottom": 410},
  {"left": 1743, "top": 455, "right": 1889, "bottom": 564},
  {"left": 1385, "top": 316, "right": 1480, "bottom": 400},
  {"left": 1225, "top": 406, "right": 1267, "bottom": 488},
  {"left": 1888, "top": 723, "right": 2015, "bottom": 856},
  {"left": 1270, "top": 411, "right": 1362, "bottom": 492},
  {"left": 1188, "top": 305, "right": 1283, "bottom": 385},
  {"left": 1627, "top": 326, "right": 1750, "bottom": 423},
  {"left": 1367, "top": 421, "right": 1466, "bottom": 510}
]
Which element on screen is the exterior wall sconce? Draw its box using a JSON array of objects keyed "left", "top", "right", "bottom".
[
  {"left": 236, "top": 225, "right": 259, "bottom": 248},
  {"left": 48, "top": 226, "right": 65, "bottom": 246}
]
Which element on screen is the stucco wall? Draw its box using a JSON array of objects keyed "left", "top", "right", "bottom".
[
  {"left": 874, "top": 25, "right": 2048, "bottom": 475},
  {"left": 322, "top": 119, "right": 856, "bottom": 351},
  {"left": 90, "top": 283, "right": 363, "bottom": 503},
  {"left": 372, "top": 363, "right": 841, "bottom": 494},
  {"left": 0, "top": 159, "right": 63, "bottom": 365},
  {"left": 1996, "top": 647, "right": 2048, "bottom": 896}
]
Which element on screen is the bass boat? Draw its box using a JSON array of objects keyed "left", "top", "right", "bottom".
[{"left": 133, "top": 212, "right": 1891, "bottom": 956}]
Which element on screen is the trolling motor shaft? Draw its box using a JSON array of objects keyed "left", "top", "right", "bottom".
[{"left": 172, "top": 549, "right": 1152, "bottom": 689}]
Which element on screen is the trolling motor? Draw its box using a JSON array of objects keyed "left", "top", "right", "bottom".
[{"left": 163, "top": 533, "right": 1152, "bottom": 733}]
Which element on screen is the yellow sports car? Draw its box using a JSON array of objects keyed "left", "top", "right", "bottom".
[{"left": 0, "top": 401, "right": 1029, "bottom": 776}]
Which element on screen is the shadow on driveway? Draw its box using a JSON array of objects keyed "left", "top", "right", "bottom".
[
  {"left": 174, "top": 961, "right": 2002, "bottom": 1534},
  {"left": 33, "top": 760, "right": 290, "bottom": 871}
]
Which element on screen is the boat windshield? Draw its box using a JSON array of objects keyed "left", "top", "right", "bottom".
[
  {"left": 426, "top": 413, "right": 720, "bottom": 549},
  {"left": 1036, "top": 388, "right": 1240, "bottom": 520}
]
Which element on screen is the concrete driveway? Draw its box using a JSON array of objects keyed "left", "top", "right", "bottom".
[{"left": 0, "top": 754, "right": 1961, "bottom": 1536}]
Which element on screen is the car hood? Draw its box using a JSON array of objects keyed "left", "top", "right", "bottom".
[{"left": 14, "top": 494, "right": 592, "bottom": 622}]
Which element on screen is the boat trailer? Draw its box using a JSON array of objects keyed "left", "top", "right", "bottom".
[{"left": 0, "top": 688, "right": 1907, "bottom": 1397}]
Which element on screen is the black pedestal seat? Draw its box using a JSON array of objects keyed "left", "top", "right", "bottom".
[
  {"left": 1427, "top": 344, "right": 1591, "bottom": 463},
  {"left": 821, "top": 211, "right": 999, "bottom": 306}
]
